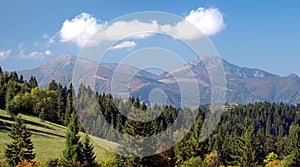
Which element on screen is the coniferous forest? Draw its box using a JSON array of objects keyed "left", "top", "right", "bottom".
[{"left": 0, "top": 67, "right": 299, "bottom": 166}]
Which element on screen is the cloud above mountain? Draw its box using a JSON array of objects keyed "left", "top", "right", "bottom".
[
  {"left": 18, "top": 44, "right": 52, "bottom": 60},
  {"left": 58, "top": 7, "right": 226, "bottom": 47},
  {"left": 185, "top": 7, "right": 226, "bottom": 36},
  {"left": 59, "top": 13, "right": 105, "bottom": 47},
  {"left": 109, "top": 41, "right": 137, "bottom": 50},
  {"left": 0, "top": 49, "right": 11, "bottom": 61}
]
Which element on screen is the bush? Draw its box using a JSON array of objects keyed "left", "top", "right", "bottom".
[
  {"left": 46, "top": 158, "right": 58, "bottom": 167},
  {"left": 16, "top": 160, "right": 38, "bottom": 167},
  {"left": 0, "top": 159, "right": 7, "bottom": 167},
  {"left": 181, "top": 156, "right": 204, "bottom": 167},
  {"left": 263, "top": 152, "right": 278, "bottom": 164},
  {"left": 265, "top": 160, "right": 282, "bottom": 167},
  {"left": 58, "top": 157, "right": 81, "bottom": 167},
  {"left": 204, "top": 151, "right": 223, "bottom": 167}
]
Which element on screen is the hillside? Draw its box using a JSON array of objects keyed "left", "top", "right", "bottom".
[
  {"left": 0, "top": 110, "right": 117, "bottom": 164},
  {"left": 19, "top": 54, "right": 300, "bottom": 105}
]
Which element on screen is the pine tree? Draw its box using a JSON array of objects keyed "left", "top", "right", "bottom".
[
  {"left": 64, "top": 83, "right": 74, "bottom": 125},
  {"left": 117, "top": 102, "right": 156, "bottom": 166},
  {"left": 62, "top": 112, "right": 83, "bottom": 165},
  {"left": 48, "top": 80, "right": 58, "bottom": 91},
  {"left": 28, "top": 76, "right": 38, "bottom": 88},
  {"left": 60, "top": 85, "right": 68, "bottom": 124},
  {"left": 57, "top": 83, "right": 66, "bottom": 124},
  {"left": 10, "top": 71, "right": 19, "bottom": 81},
  {"left": 5, "top": 116, "right": 35, "bottom": 166},
  {"left": 19, "top": 75, "right": 24, "bottom": 83},
  {"left": 283, "top": 124, "right": 300, "bottom": 166},
  {"left": 230, "top": 126, "right": 262, "bottom": 167},
  {"left": 5, "top": 86, "right": 13, "bottom": 107},
  {"left": 82, "top": 134, "right": 98, "bottom": 167},
  {"left": 5, "top": 86, "right": 19, "bottom": 116}
]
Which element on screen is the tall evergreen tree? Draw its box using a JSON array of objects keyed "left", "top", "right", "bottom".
[
  {"left": 64, "top": 83, "right": 74, "bottom": 125},
  {"left": 62, "top": 112, "right": 83, "bottom": 165},
  {"left": 5, "top": 86, "right": 19, "bottom": 116},
  {"left": 19, "top": 75, "right": 24, "bottom": 83},
  {"left": 57, "top": 83, "right": 67, "bottom": 124},
  {"left": 10, "top": 71, "right": 19, "bottom": 82},
  {"left": 5, "top": 116, "right": 35, "bottom": 166},
  {"left": 283, "top": 124, "right": 300, "bottom": 166},
  {"left": 117, "top": 102, "right": 156, "bottom": 166},
  {"left": 82, "top": 134, "right": 98, "bottom": 167},
  {"left": 28, "top": 76, "right": 38, "bottom": 88},
  {"left": 230, "top": 126, "right": 262, "bottom": 167},
  {"left": 48, "top": 80, "right": 58, "bottom": 91},
  {"left": 5, "top": 86, "right": 13, "bottom": 106}
]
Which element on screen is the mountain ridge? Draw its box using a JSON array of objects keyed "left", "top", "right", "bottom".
[{"left": 18, "top": 54, "right": 300, "bottom": 105}]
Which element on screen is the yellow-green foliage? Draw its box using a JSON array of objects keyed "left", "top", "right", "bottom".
[
  {"left": 263, "top": 152, "right": 278, "bottom": 164},
  {"left": 181, "top": 156, "right": 204, "bottom": 167},
  {"left": 265, "top": 160, "right": 282, "bottom": 167},
  {"left": 204, "top": 151, "right": 223, "bottom": 166},
  {"left": 16, "top": 160, "right": 38, "bottom": 167}
]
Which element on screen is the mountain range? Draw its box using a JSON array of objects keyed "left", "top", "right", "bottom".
[{"left": 19, "top": 54, "right": 300, "bottom": 105}]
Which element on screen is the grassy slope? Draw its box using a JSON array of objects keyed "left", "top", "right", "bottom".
[{"left": 0, "top": 109, "right": 117, "bottom": 163}]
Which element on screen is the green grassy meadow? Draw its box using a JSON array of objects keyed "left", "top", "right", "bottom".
[{"left": 0, "top": 109, "right": 117, "bottom": 164}]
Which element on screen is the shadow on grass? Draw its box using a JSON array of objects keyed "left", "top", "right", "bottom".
[
  {"left": 24, "top": 119, "right": 55, "bottom": 131},
  {"left": 1, "top": 123, "right": 64, "bottom": 139},
  {"left": 28, "top": 128, "right": 65, "bottom": 138},
  {"left": 0, "top": 115, "right": 55, "bottom": 130},
  {"left": 31, "top": 132, "right": 56, "bottom": 138},
  {"left": 0, "top": 116, "right": 65, "bottom": 138},
  {"left": 0, "top": 120, "right": 11, "bottom": 132},
  {"left": 47, "top": 121, "right": 65, "bottom": 129}
]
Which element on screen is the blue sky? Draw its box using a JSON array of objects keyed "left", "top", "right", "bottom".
[{"left": 0, "top": 0, "right": 299, "bottom": 76}]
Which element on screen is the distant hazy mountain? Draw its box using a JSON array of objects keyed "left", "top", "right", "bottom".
[{"left": 19, "top": 55, "right": 300, "bottom": 105}]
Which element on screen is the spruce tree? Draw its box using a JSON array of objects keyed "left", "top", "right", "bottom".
[
  {"left": 64, "top": 83, "right": 74, "bottom": 125},
  {"left": 5, "top": 86, "right": 13, "bottom": 107},
  {"left": 60, "top": 85, "right": 68, "bottom": 124},
  {"left": 48, "top": 80, "right": 58, "bottom": 91},
  {"left": 117, "top": 102, "right": 156, "bottom": 166},
  {"left": 19, "top": 75, "right": 24, "bottom": 83},
  {"left": 82, "top": 134, "right": 98, "bottom": 167},
  {"left": 5, "top": 116, "right": 35, "bottom": 166},
  {"left": 230, "top": 126, "right": 262, "bottom": 167},
  {"left": 283, "top": 124, "right": 300, "bottom": 166},
  {"left": 28, "top": 76, "right": 38, "bottom": 88},
  {"left": 62, "top": 112, "right": 83, "bottom": 165},
  {"left": 10, "top": 71, "right": 19, "bottom": 82}
]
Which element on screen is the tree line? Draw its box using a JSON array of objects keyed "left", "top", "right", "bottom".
[
  {"left": 0, "top": 67, "right": 299, "bottom": 166},
  {"left": 0, "top": 67, "right": 75, "bottom": 126}
]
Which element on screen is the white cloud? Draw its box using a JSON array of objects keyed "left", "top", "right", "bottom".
[
  {"left": 109, "top": 41, "right": 137, "bottom": 50},
  {"left": 18, "top": 44, "right": 51, "bottom": 60},
  {"left": 59, "top": 13, "right": 104, "bottom": 47},
  {"left": 0, "top": 49, "right": 11, "bottom": 61},
  {"left": 104, "top": 20, "right": 159, "bottom": 40},
  {"left": 19, "top": 51, "right": 45, "bottom": 60},
  {"left": 58, "top": 7, "right": 225, "bottom": 47},
  {"left": 45, "top": 50, "right": 52, "bottom": 56},
  {"left": 42, "top": 33, "right": 56, "bottom": 44},
  {"left": 185, "top": 7, "right": 226, "bottom": 36},
  {"left": 42, "top": 34, "right": 49, "bottom": 39},
  {"left": 48, "top": 36, "right": 55, "bottom": 44}
]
